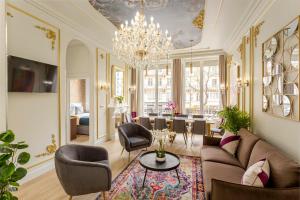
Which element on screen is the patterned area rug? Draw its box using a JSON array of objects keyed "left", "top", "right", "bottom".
[{"left": 97, "top": 152, "right": 205, "bottom": 200}]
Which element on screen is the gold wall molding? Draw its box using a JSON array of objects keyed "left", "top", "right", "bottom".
[
  {"left": 253, "top": 21, "right": 264, "bottom": 47},
  {"left": 193, "top": 9, "right": 205, "bottom": 29},
  {"left": 35, "top": 25, "right": 56, "bottom": 50},
  {"left": 35, "top": 134, "right": 57, "bottom": 158},
  {"left": 6, "top": 12, "right": 13, "bottom": 18},
  {"left": 249, "top": 27, "right": 255, "bottom": 131},
  {"left": 7, "top": 3, "right": 62, "bottom": 169}
]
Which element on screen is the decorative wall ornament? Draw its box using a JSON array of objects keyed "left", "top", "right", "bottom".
[
  {"left": 35, "top": 134, "right": 57, "bottom": 158},
  {"left": 35, "top": 25, "right": 56, "bottom": 50},
  {"left": 262, "top": 16, "right": 299, "bottom": 121},
  {"left": 6, "top": 12, "right": 14, "bottom": 18},
  {"left": 254, "top": 21, "right": 264, "bottom": 47},
  {"left": 193, "top": 9, "right": 205, "bottom": 29}
]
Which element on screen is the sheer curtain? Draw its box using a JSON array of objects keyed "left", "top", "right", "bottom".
[
  {"left": 172, "top": 59, "right": 183, "bottom": 113},
  {"left": 219, "top": 55, "right": 227, "bottom": 107}
]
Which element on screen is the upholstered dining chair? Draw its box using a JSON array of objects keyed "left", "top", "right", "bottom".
[
  {"left": 172, "top": 119, "right": 188, "bottom": 146},
  {"left": 191, "top": 120, "right": 206, "bottom": 145},
  {"left": 193, "top": 114, "right": 204, "bottom": 118},
  {"left": 177, "top": 114, "right": 188, "bottom": 118},
  {"left": 55, "top": 145, "right": 111, "bottom": 200},
  {"left": 154, "top": 118, "right": 168, "bottom": 130},
  {"left": 210, "top": 118, "right": 225, "bottom": 137},
  {"left": 118, "top": 123, "right": 152, "bottom": 162},
  {"left": 139, "top": 117, "right": 153, "bottom": 130}
]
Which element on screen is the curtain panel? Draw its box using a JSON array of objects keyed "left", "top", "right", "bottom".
[
  {"left": 172, "top": 59, "right": 183, "bottom": 113},
  {"left": 219, "top": 55, "right": 227, "bottom": 107}
]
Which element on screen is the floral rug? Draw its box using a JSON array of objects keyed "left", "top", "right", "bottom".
[{"left": 97, "top": 152, "right": 205, "bottom": 200}]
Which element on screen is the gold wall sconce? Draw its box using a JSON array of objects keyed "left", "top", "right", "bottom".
[
  {"left": 99, "top": 82, "right": 110, "bottom": 92},
  {"left": 128, "top": 85, "right": 136, "bottom": 94},
  {"left": 237, "top": 79, "right": 249, "bottom": 88}
]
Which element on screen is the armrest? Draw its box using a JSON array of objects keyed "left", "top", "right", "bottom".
[
  {"left": 211, "top": 179, "right": 300, "bottom": 200},
  {"left": 203, "top": 136, "right": 221, "bottom": 146},
  {"left": 137, "top": 124, "right": 153, "bottom": 143}
]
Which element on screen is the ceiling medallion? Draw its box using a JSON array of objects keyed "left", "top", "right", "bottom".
[
  {"left": 193, "top": 9, "right": 205, "bottom": 29},
  {"left": 112, "top": 0, "right": 173, "bottom": 70}
]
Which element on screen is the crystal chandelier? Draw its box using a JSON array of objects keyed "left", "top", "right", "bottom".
[{"left": 112, "top": 1, "right": 173, "bottom": 69}]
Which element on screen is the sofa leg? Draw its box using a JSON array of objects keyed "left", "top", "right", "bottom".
[
  {"left": 128, "top": 152, "right": 130, "bottom": 163},
  {"left": 121, "top": 147, "right": 125, "bottom": 156},
  {"left": 69, "top": 196, "right": 72, "bottom": 200}
]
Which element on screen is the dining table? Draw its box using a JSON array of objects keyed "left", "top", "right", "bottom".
[{"left": 133, "top": 116, "right": 218, "bottom": 137}]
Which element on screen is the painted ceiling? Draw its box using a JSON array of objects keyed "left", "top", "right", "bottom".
[{"left": 89, "top": 0, "right": 205, "bottom": 49}]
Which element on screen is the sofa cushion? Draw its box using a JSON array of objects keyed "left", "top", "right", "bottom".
[
  {"left": 242, "top": 159, "right": 270, "bottom": 187},
  {"left": 129, "top": 136, "right": 149, "bottom": 148},
  {"left": 202, "top": 161, "right": 245, "bottom": 200},
  {"left": 248, "top": 140, "right": 300, "bottom": 188},
  {"left": 201, "top": 145, "right": 242, "bottom": 167},
  {"left": 219, "top": 132, "right": 240, "bottom": 155},
  {"left": 236, "top": 128, "right": 260, "bottom": 168}
]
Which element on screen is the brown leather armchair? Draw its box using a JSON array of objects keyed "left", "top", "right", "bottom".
[{"left": 118, "top": 123, "right": 152, "bottom": 162}]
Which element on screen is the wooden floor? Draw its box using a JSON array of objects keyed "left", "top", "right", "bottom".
[{"left": 17, "top": 133, "right": 203, "bottom": 200}]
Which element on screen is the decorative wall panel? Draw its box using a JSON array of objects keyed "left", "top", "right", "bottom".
[{"left": 262, "top": 16, "right": 299, "bottom": 121}]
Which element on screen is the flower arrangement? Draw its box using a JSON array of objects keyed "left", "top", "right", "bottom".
[
  {"left": 153, "top": 129, "right": 168, "bottom": 162},
  {"left": 165, "top": 101, "right": 176, "bottom": 117}
]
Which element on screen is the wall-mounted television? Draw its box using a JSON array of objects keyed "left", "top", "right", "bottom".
[{"left": 8, "top": 56, "right": 58, "bottom": 93}]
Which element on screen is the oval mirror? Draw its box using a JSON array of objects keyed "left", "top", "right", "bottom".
[
  {"left": 272, "top": 94, "right": 282, "bottom": 105},
  {"left": 282, "top": 95, "right": 291, "bottom": 117},
  {"left": 291, "top": 46, "right": 299, "bottom": 69},
  {"left": 285, "top": 19, "right": 298, "bottom": 37},
  {"left": 266, "top": 60, "right": 273, "bottom": 75},
  {"left": 262, "top": 96, "right": 268, "bottom": 112},
  {"left": 264, "top": 37, "right": 278, "bottom": 59},
  {"left": 263, "top": 76, "right": 272, "bottom": 86}
]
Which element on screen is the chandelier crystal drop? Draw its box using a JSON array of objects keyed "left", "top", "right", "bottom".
[{"left": 112, "top": 9, "right": 173, "bottom": 69}]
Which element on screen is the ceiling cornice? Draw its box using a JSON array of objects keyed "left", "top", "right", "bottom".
[
  {"left": 170, "top": 49, "right": 225, "bottom": 59},
  {"left": 224, "top": 0, "right": 276, "bottom": 53}
]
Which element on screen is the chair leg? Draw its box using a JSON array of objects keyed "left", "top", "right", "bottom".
[
  {"left": 128, "top": 152, "right": 130, "bottom": 163},
  {"left": 121, "top": 147, "right": 125, "bottom": 156},
  {"left": 102, "top": 192, "right": 107, "bottom": 200},
  {"left": 69, "top": 196, "right": 72, "bottom": 200}
]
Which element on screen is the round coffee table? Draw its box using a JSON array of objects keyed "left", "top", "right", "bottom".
[{"left": 139, "top": 151, "right": 180, "bottom": 187}]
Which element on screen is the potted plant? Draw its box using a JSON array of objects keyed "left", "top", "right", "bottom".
[
  {"left": 218, "top": 106, "right": 250, "bottom": 135},
  {"left": 115, "top": 96, "right": 124, "bottom": 104},
  {"left": 0, "top": 130, "right": 30, "bottom": 200},
  {"left": 154, "top": 129, "right": 168, "bottom": 163}
]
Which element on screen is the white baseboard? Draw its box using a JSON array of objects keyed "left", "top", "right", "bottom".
[{"left": 20, "top": 159, "right": 55, "bottom": 184}]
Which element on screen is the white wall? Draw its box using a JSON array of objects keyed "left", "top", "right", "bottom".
[
  {"left": 0, "top": 1, "right": 7, "bottom": 132},
  {"left": 4, "top": 0, "right": 114, "bottom": 182},
  {"left": 231, "top": 0, "right": 300, "bottom": 162}
]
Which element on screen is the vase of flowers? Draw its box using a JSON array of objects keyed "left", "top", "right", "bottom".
[
  {"left": 166, "top": 101, "right": 176, "bottom": 118},
  {"left": 115, "top": 96, "right": 124, "bottom": 105},
  {"left": 154, "top": 129, "right": 168, "bottom": 163}
]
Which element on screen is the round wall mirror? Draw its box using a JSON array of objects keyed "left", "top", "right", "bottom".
[
  {"left": 272, "top": 94, "right": 282, "bottom": 105},
  {"left": 285, "top": 19, "right": 298, "bottom": 37},
  {"left": 264, "top": 37, "right": 278, "bottom": 59},
  {"left": 266, "top": 60, "right": 273, "bottom": 75},
  {"left": 263, "top": 76, "right": 272, "bottom": 86},
  {"left": 262, "top": 96, "right": 268, "bottom": 112},
  {"left": 282, "top": 95, "right": 291, "bottom": 116},
  {"left": 291, "top": 46, "right": 299, "bottom": 69}
]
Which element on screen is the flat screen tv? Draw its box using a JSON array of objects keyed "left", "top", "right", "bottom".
[{"left": 8, "top": 56, "right": 58, "bottom": 93}]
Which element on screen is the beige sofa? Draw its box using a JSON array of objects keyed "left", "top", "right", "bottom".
[{"left": 201, "top": 128, "right": 300, "bottom": 200}]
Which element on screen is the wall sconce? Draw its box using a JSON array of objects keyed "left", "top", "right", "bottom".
[
  {"left": 99, "top": 82, "right": 110, "bottom": 92},
  {"left": 128, "top": 85, "right": 136, "bottom": 94}
]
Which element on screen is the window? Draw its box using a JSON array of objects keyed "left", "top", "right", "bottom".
[
  {"left": 143, "top": 66, "right": 172, "bottom": 114},
  {"left": 185, "top": 63, "right": 220, "bottom": 115}
]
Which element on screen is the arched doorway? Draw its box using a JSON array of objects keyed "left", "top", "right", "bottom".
[{"left": 66, "top": 39, "right": 93, "bottom": 144}]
